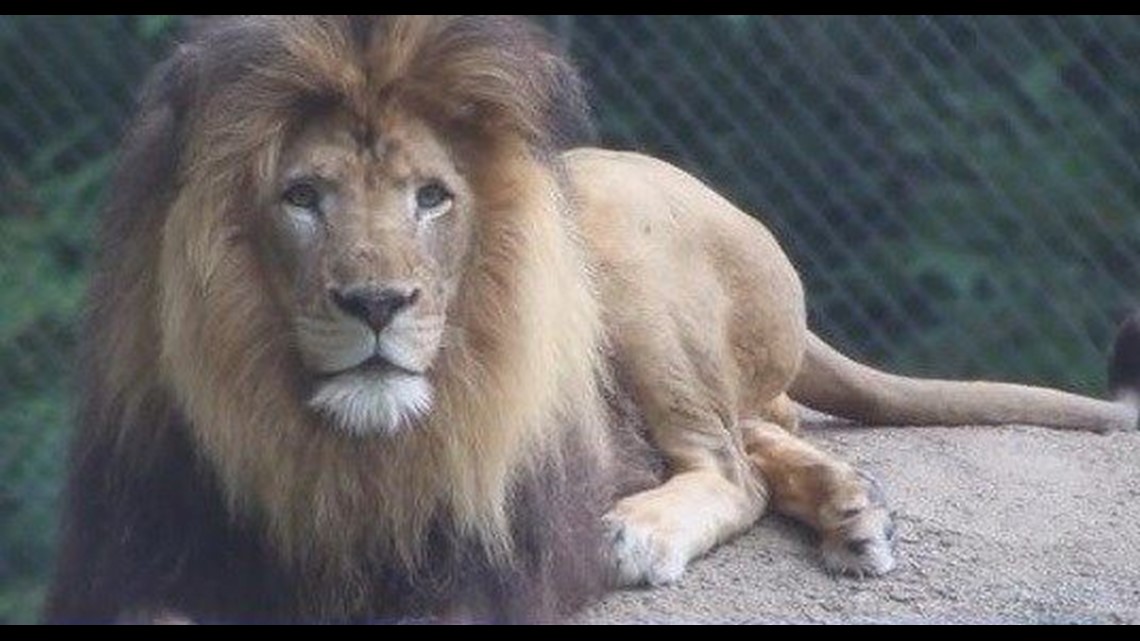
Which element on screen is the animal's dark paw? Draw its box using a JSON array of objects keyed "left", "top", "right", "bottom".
[{"left": 820, "top": 471, "right": 897, "bottom": 578}]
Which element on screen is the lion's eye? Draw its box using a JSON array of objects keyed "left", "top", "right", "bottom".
[
  {"left": 282, "top": 182, "right": 322, "bottom": 212},
  {"left": 415, "top": 182, "right": 453, "bottom": 220}
]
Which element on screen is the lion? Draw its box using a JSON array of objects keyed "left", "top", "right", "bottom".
[
  {"left": 1111, "top": 311, "right": 1140, "bottom": 407},
  {"left": 45, "top": 15, "right": 1139, "bottom": 624}
]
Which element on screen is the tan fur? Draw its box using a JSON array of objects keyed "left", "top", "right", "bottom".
[{"left": 565, "top": 147, "right": 1137, "bottom": 584}]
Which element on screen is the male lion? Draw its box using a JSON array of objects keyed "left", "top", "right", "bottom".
[{"left": 46, "top": 15, "right": 1139, "bottom": 623}]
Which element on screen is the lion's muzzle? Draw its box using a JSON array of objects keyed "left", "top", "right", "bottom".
[{"left": 296, "top": 282, "right": 442, "bottom": 436}]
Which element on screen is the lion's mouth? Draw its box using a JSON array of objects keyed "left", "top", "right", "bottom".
[
  {"left": 308, "top": 353, "right": 435, "bottom": 436},
  {"left": 328, "top": 354, "right": 424, "bottom": 379}
]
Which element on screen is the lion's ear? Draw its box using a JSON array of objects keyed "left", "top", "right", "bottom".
[
  {"left": 99, "top": 44, "right": 201, "bottom": 244},
  {"left": 502, "top": 48, "right": 595, "bottom": 150},
  {"left": 441, "top": 58, "right": 594, "bottom": 151},
  {"left": 450, "top": 30, "right": 595, "bottom": 151},
  {"left": 144, "top": 43, "right": 201, "bottom": 126},
  {"left": 540, "top": 52, "right": 597, "bottom": 150}
]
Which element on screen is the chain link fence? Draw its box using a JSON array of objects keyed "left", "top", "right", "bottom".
[{"left": 2, "top": 15, "right": 1139, "bottom": 622}]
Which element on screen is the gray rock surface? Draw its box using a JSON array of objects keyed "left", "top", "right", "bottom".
[{"left": 579, "top": 419, "right": 1140, "bottom": 624}]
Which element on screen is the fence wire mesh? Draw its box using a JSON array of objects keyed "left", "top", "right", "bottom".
[{"left": 1, "top": 15, "right": 1139, "bottom": 621}]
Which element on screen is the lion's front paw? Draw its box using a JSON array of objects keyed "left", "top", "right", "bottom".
[
  {"left": 603, "top": 508, "right": 688, "bottom": 587},
  {"left": 820, "top": 472, "right": 897, "bottom": 578}
]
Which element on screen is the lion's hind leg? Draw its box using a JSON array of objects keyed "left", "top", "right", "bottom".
[{"left": 742, "top": 419, "right": 896, "bottom": 577}]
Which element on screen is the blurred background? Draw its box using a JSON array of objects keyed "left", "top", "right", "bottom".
[{"left": 1, "top": 15, "right": 1138, "bottom": 622}]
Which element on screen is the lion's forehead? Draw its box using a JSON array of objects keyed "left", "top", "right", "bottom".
[{"left": 281, "top": 111, "right": 454, "bottom": 187}]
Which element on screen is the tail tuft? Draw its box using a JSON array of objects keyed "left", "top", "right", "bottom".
[{"left": 1109, "top": 312, "right": 1140, "bottom": 410}]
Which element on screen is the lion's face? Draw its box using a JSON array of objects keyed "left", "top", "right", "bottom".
[{"left": 260, "top": 111, "right": 474, "bottom": 436}]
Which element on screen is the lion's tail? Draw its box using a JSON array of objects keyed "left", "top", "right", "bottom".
[
  {"left": 1110, "top": 312, "right": 1140, "bottom": 406},
  {"left": 790, "top": 331, "right": 1138, "bottom": 433}
]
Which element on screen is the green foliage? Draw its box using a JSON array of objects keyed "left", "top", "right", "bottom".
[
  {"left": 0, "top": 14, "right": 179, "bottom": 624},
  {"left": 0, "top": 142, "right": 106, "bottom": 626}
]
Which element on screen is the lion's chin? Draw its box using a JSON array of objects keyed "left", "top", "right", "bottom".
[{"left": 308, "top": 370, "right": 433, "bottom": 437}]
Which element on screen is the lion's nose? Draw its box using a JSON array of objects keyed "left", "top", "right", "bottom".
[{"left": 330, "top": 285, "right": 421, "bottom": 333}]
